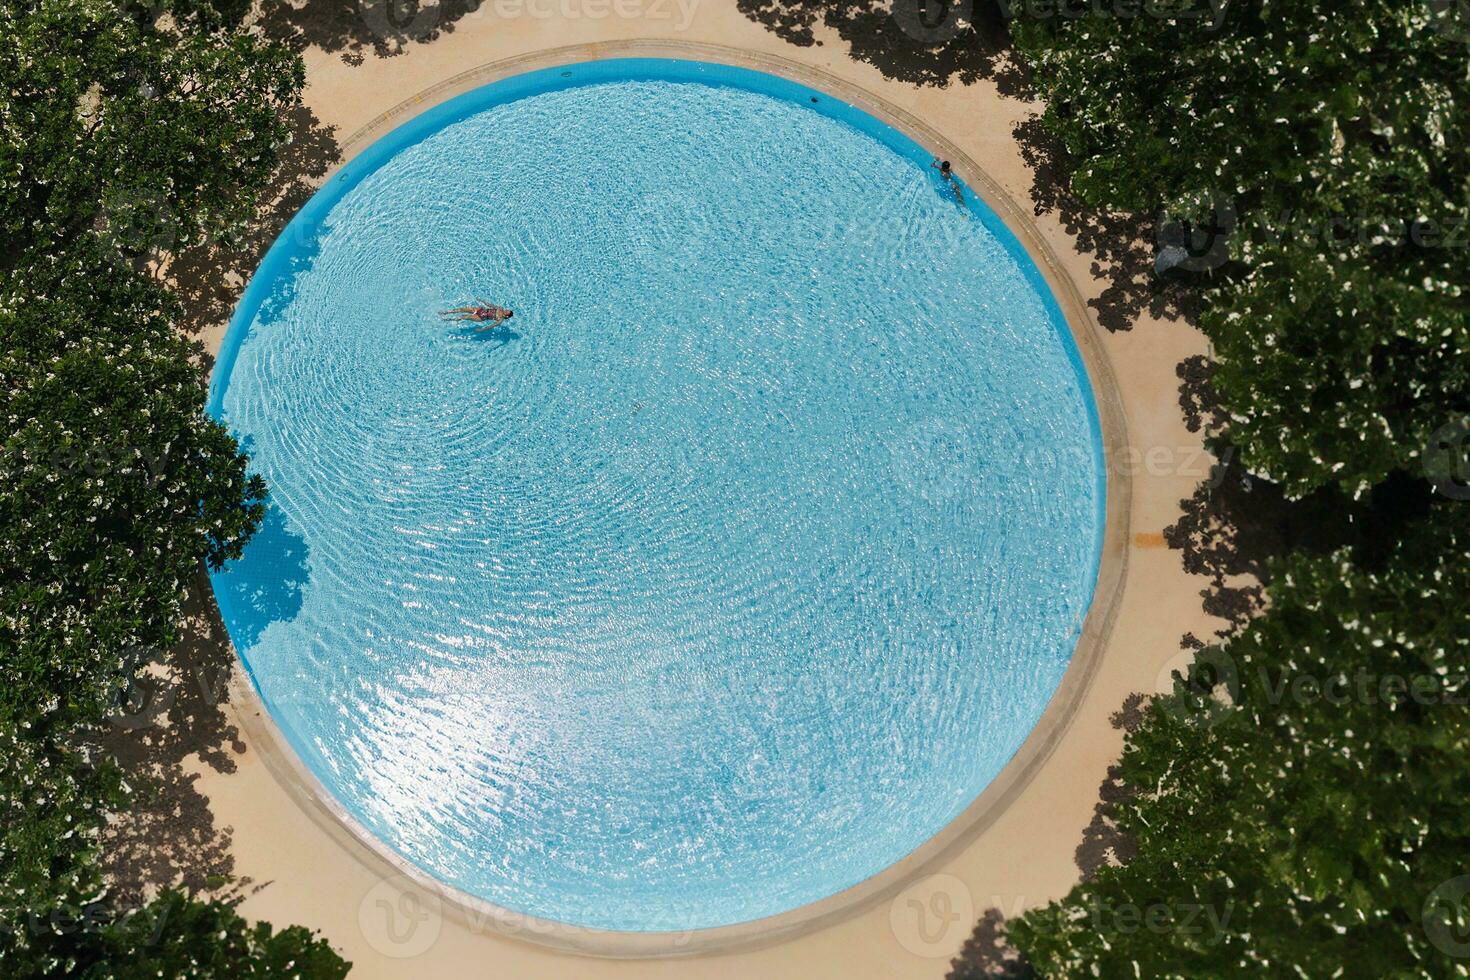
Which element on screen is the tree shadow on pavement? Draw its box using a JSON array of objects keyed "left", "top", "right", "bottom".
[
  {"left": 261, "top": 0, "right": 487, "bottom": 64},
  {"left": 1012, "top": 116, "right": 1200, "bottom": 333},
  {"left": 737, "top": 0, "right": 1030, "bottom": 94},
  {"left": 94, "top": 578, "right": 246, "bottom": 907},
  {"left": 168, "top": 104, "right": 342, "bottom": 347},
  {"left": 945, "top": 696, "right": 1145, "bottom": 979},
  {"left": 947, "top": 907, "right": 1035, "bottom": 979},
  {"left": 1160, "top": 355, "right": 1434, "bottom": 640}
]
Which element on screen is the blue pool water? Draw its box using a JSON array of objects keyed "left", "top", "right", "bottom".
[{"left": 210, "top": 59, "right": 1103, "bottom": 932}]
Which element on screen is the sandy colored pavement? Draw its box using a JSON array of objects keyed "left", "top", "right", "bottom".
[{"left": 189, "top": 4, "right": 1221, "bottom": 977}]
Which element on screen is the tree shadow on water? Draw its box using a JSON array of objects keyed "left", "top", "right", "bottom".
[
  {"left": 96, "top": 498, "right": 310, "bottom": 905},
  {"left": 100, "top": 31, "right": 335, "bottom": 909},
  {"left": 168, "top": 103, "right": 342, "bottom": 341},
  {"left": 212, "top": 501, "right": 311, "bottom": 650}
]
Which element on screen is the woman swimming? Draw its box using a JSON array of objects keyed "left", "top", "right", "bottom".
[{"left": 441, "top": 301, "right": 515, "bottom": 329}]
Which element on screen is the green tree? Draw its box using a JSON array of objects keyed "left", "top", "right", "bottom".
[
  {"left": 0, "top": 0, "right": 303, "bottom": 268},
  {"left": 42, "top": 891, "right": 350, "bottom": 980},
  {"left": 0, "top": 731, "right": 347, "bottom": 978},
  {"left": 0, "top": 723, "right": 121, "bottom": 975},
  {"left": 1011, "top": 1, "right": 1470, "bottom": 496},
  {"left": 1, "top": 1, "right": 347, "bottom": 975},
  {"left": 963, "top": 6, "right": 1470, "bottom": 975},
  {"left": 1008, "top": 508, "right": 1470, "bottom": 977},
  {"left": 0, "top": 242, "right": 266, "bottom": 734}
]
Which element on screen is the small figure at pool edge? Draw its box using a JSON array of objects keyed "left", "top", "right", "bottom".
[
  {"left": 441, "top": 302, "right": 515, "bottom": 330},
  {"left": 931, "top": 158, "right": 965, "bottom": 207}
]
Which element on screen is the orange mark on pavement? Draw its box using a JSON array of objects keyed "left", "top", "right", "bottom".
[{"left": 1133, "top": 531, "right": 1167, "bottom": 549}]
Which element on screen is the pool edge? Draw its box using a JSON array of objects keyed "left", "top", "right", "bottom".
[{"left": 211, "top": 39, "right": 1133, "bottom": 959}]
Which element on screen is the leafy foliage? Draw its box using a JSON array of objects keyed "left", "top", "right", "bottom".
[
  {"left": 1, "top": 1, "right": 346, "bottom": 975},
  {"left": 1012, "top": 1, "right": 1470, "bottom": 496},
  {"left": 0, "top": 242, "right": 265, "bottom": 734},
  {"left": 1009, "top": 509, "right": 1470, "bottom": 977},
  {"left": 940, "top": 3, "right": 1470, "bottom": 977},
  {"left": 0, "top": 721, "right": 349, "bottom": 978},
  {"left": 39, "top": 891, "right": 352, "bottom": 980},
  {"left": 0, "top": 0, "right": 303, "bottom": 266},
  {"left": 0, "top": 728, "right": 120, "bottom": 976}
]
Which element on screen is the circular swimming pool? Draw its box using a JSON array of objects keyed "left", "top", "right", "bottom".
[{"left": 210, "top": 58, "right": 1104, "bottom": 935}]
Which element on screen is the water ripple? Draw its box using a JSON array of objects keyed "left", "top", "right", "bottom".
[{"left": 214, "top": 77, "right": 1101, "bottom": 931}]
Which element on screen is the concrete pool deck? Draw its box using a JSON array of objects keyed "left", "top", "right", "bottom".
[{"left": 189, "top": 6, "right": 1222, "bottom": 978}]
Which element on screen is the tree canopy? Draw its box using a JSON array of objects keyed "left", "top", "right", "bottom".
[
  {"left": 0, "top": 0, "right": 302, "bottom": 266},
  {"left": 1, "top": 244, "right": 265, "bottom": 735},
  {"left": 0, "top": 1, "right": 346, "bottom": 975},
  {"left": 1012, "top": 1, "right": 1470, "bottom": 497},
  {"left": 1009, "top": 508, "right": 1470, "bottom": 977}
]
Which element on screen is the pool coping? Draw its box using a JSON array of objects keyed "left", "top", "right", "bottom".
[{"left": 218, "top": 39, "right": 1132, "bottom": 960}]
